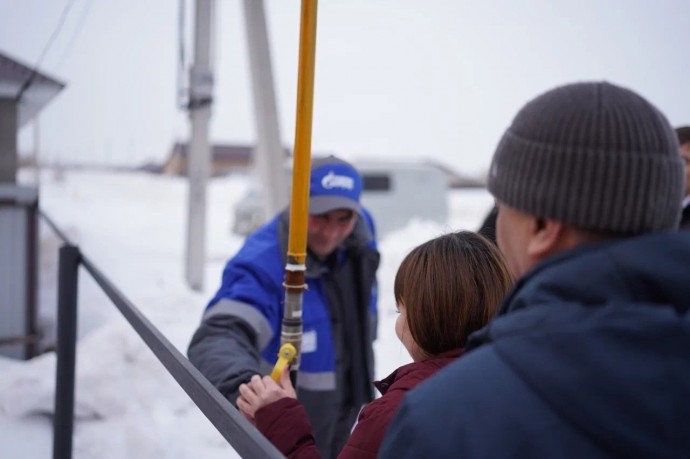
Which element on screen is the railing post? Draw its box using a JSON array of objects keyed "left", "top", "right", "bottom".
[{"left": 53, "top": 244, "right": 80, "bottom": 459}]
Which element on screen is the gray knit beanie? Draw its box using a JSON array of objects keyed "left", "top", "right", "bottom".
[{"left": 488, "top": 81, "right": 684, "bottom": 234}]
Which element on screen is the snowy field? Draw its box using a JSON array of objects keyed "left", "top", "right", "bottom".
[{"left": 0, "top": 169, "right": 492, "bottom": 458}]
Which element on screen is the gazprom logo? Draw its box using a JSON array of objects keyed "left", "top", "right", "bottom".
[{"left": 321, "top": 170, "right": 354, "bottom": 190}]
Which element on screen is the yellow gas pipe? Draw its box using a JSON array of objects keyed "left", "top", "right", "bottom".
[{"left": 272, "top": 0, "right": 319, "bottom": 384}]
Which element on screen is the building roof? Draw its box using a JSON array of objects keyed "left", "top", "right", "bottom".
[
  {"left": 0, "top": 50, "right": 66, "bottom": 127},
  {"left": 423, "top": 159, "right": 486, "bottom": 188},
  {"left": 171, "top": 141, "right": 290, "bottom": 161},
  {"left": 172, "top": 142, "right": 253, "bottom": 161}
]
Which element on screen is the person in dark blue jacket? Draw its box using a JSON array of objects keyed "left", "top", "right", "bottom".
[
  {"left": 379, "top": 82, "right": 690, "bottom": 459},
  {"left": 188, "top": 156, "right": 380, "bottom": 459}
]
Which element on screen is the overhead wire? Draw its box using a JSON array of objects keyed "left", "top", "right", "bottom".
[
  {"left": 53, "top": 0, "right": 95, "bottom": 72},
  {"left": 15, "top": 0, "right": 80, "bottom": 101}
]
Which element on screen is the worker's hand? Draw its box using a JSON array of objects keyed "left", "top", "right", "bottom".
[{"left": 237, "top": 367, "right": 296, "bottom": 420}]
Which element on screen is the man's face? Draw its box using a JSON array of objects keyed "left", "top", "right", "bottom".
[
  {"left": 496, "top": 202, "right": 536, "bottom": 278},
  {"left": 307, "top": 209, "right": 357, "bottom": 258},
  {"left": 680, "top": 143, "right": 690, "bottom": 198}
]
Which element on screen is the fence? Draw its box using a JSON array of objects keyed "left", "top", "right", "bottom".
[{"left": 40, "top": 210, "right": 283, "bottom": 459}]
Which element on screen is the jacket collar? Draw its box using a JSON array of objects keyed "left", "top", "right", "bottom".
[
  {"left": 374, "top": 348, "right": 463, "bottom": 395},
  {"left": 467, "top": 231, "right": 690, "bottom": 351}
]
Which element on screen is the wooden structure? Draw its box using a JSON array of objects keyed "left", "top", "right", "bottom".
[{"left": 163, "top": 141, "right": 289, "bottom": 176}]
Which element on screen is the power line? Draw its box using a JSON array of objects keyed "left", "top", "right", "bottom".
[
  {"left": 15, "top": 0, "right": 80, "bottom": 101},
  {"left": 54, "top": 0, "right": 95, "bottom": 72}
]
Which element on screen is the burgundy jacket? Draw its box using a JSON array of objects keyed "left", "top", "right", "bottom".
[{"left": 255, "top": 348, "right": 463, "bottom": 459}]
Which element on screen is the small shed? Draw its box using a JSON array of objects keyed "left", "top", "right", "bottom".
[{"left": 0, "top": 50, "right": 64, "bottom": 359}]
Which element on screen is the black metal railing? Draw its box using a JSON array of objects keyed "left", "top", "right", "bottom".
[{"left": 40, "top": 210, "right": 283, "bottom": 459}]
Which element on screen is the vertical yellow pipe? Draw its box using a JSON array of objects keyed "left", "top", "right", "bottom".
[
  {"left": 274, "top": 0, "right": 318, "bottom": 382},
  {"left": 287, "top": 0, "right": 318, "bottom": 265}
]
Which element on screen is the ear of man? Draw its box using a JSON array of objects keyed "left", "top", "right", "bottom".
[{"left": 526, "top": 217, "right": 581, "bottom": 263}]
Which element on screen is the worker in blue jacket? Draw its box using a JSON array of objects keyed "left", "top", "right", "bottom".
[
  {"left": 188, "top": 156, "right": 380, "bottom": 459},
  {"left": 380, "top": 82, "right": 690, "bottom": 458}
]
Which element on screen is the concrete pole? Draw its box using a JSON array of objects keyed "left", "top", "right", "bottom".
[
  {"left": 185, "top": 0, "right": 215, "bottom": 291},
  {"left": 0, "top": 99, "right": 18, "bottom": 183},
  {"left": 243, "top": 0, "right": 288, "bottom": 217}
]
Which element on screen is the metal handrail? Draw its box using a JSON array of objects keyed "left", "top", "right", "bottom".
[{"left": 40, "top": 210, "right": 283, "bottom": 459}]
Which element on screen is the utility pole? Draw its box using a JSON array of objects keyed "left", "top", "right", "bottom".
[
  {"left": 243, "top": 0, "right": 288, "bottom": 217},
  {"left": 185, "top": 0, "right": 215, "bottom": 291}
]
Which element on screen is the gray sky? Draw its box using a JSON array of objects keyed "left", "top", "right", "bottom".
[{"left": 1, "top": 0, "right": 689, "bottom": 176}]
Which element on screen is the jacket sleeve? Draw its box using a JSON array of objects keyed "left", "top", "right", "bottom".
[
  {"left": 187, "top": 259, "right": 282, "bottom": 404},
  {"left": 187, "top": 314, "right": 262, "bottom": 404},
  {"left": 255, "top": 397, "right": 322, "bottom": 459}
]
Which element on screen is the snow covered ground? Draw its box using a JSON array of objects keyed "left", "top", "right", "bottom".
[{"left": 0, "top": 169, "right": 492, "bottom": 458}]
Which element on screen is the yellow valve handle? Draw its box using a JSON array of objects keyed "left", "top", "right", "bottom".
[{"left": 271, "top": 343, "right": 297, "bottom": 382}]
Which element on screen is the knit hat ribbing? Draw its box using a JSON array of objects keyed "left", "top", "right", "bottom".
[{"left": 488, "top": 82, "right": 684, "bottom": 234}]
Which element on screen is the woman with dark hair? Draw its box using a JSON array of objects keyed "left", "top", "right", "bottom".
[{"left": 237, "top": 231, "right": 513, "bottom": 459}]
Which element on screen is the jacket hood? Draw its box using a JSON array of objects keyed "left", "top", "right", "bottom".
[{"left": 469, "top": 232, "right": 690, "bottom": 456}]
